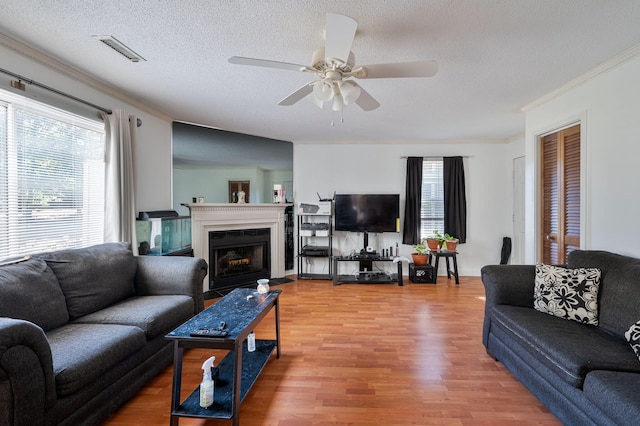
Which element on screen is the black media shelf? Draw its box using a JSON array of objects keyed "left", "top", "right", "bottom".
[
  {"left": 334, "top": 273, "right": 399, "bottom": 284},
  {"left": 333, "top": 256, "right": 403, "bottom": 286},
  {"left": 298, "top": 273, "right": 333, "bottom": 280},
  {"left": 297, "top": 205, "right": 333, "bottom": 280}
]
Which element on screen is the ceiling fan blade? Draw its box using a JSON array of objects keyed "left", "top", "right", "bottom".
[
  {"left": 324, "top": 13, "right": 357, "bottom": 63},
  {"left": 358, "top": 60, "right": 438, "bottom": 79},
  {"left": 278, "top": 83, "right": 314, "bottom": 106},
  {"left": 228, "top": 56, "right": 306, "bottom": 72},
  {"left": 352, "top": 83, "right": 380, "bottom": 111}
]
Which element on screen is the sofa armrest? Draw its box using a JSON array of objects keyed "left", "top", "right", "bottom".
[
  {"left": 134, "top": 256, "right": 208, "bottom": 314},
  {"left": 0, "top": 318, "right": 56, "bottom": 426},
  {"left": 480, "top": 264, "right": 536, "bottom": 348},
  {"left": 481, "top": 264, "right": 536, "bottom": 307}
]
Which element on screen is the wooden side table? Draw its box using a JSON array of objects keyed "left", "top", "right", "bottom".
[{"left": 429, "top": 251, "right": 460, "bottom": 284}]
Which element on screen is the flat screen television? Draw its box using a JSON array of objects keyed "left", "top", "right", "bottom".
[{"left": 334, "top": 194, "right": 400, "bottom": 233}]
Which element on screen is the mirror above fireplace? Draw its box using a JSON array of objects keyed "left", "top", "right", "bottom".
[{"left": 172, "top": 121, "right": 293, "bottom": 215}]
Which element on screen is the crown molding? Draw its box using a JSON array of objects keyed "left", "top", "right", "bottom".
[
  {"left": 293, "top": 137, "right": 512, "bottom": 145},
  {"left": 521, "top": 42, "right": 640, "bottom": 112},
  {"left": 0, "top": 32, "right": 171, "bottom": 121}
]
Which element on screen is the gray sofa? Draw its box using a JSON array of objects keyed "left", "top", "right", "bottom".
[
  {"left": 0, "top": 242, "right": 208, "bottom": 426},
  {"left": 481, "top": 250, "right": 640, "bottom": 425}
]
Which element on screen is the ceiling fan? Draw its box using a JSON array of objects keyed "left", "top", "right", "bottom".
[{"left": 228, "top": 13, "right": 437, "bottom": 119}]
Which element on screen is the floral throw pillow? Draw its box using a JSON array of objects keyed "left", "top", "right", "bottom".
[
  {"left": 534, "top": 263, "right": 601, "bottom": 325},
  {"left": 625, "top": 320, "right": 640, "bottom": 362}
]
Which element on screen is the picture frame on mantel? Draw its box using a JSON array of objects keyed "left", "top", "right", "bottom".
[{"left": 229, "top": 180, "right": 250, "bottom": 203}]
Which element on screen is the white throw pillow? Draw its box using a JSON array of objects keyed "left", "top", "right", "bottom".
[
  {"left": 534, "top": 263, "right": 601, "bottom": 325},
  {"left": 625, "top": 320, "right": 640, "bottom": 362}
]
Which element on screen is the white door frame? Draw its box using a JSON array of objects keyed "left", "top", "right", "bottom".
[
  {"left": 529, "top": 113, "right": 588, "bottom": 262},
  {"left": 512, "top": 156, "right": 525, "bottom": 264}
]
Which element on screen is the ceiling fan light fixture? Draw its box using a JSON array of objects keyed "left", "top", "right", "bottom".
[
  {"left": 313, "top": 79, "right": 334, "bottom": 102},
  {"left": 339, "top": 80, "right": 361, "bottom": 105},
  {"left": 307, "top": 91, "right": 325, "bottom": 109},
  {"left": 229, "top": 12, "right": 437, "bottom": 121},
  {"left": 332, "top": 94, "right": 344, "bottom": 112}
]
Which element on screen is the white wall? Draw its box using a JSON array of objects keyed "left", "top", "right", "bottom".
[
  {"left": 294, "top": 142, "right": 513, "bottom": 276},
  {"left": 0, "top": 39, "right": 173, "bottom": 215},
  {"left": 524, "top": 54, "right": 640, "bottom": 261}
]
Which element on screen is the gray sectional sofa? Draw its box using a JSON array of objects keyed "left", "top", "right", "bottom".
[
  {"left": 0, "top": 242, "right": 208, "bottom": 426},
  {"left": 481, "top": 250, "right": 640, "bottom": 425}
]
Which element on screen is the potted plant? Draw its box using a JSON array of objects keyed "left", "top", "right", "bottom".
[
  {"left": 426, "top": 232, "right": 442, "bottom": 251},
  {"left": 442, "top": 233, "right": 458, "bottom": 252},
  {"left": 429, "top": 231, "right": 446, "bottom": 251},
  {"left": 430, "top": 231, "right": 458, "bottom": 252},
  {"left": 411, "top": 240, "right": 430, "bottom": 265}
]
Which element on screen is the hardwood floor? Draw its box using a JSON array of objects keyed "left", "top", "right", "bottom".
[{"left": 102, "top": 276, "right": 560, "bottom": 425}]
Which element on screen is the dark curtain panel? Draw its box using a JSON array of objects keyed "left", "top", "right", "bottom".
[
  {"left": 402, "top": 157, "right": 423, "bottom": 245},
  {"left": 443, "top": 156, "right": 467, "bottom": 243}
]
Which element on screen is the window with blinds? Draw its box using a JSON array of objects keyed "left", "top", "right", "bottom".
[
  {"left": 420, "top": 159, "right": 444, "bottom": 239},
  {"left": 0, "top": 89, "right": 105, "bottom": 260}
]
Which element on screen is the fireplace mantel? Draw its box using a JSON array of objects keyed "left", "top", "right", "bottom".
[{"left": 188, "top": 203, "right": 292, "bottom": 292}]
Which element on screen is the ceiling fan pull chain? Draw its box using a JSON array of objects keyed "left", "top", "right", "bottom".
[{"left": 329, "top": 108, "right": 346, "bottom": 126}]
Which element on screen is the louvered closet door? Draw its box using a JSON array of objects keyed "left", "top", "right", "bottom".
[{"left": 541, "top": 124, "right": 581, "bottom": 264}]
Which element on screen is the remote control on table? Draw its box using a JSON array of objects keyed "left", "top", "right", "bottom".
[
  {"left": 190, "top": 328, "right": 228, "bottom": 338},
  {"left": 189, "top": 321, "right": 228, "bottom": 338}
]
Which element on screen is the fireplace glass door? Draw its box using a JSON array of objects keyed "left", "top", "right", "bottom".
[{"left": 209, "top": 228, "right": 270, "bottom": 291}]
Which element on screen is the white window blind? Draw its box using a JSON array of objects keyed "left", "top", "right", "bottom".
[
  {"left": 0, "top": 89, "right": 105, "bottom": 259},
  {"left": 420, "top": 159, "right": 444, "bottom": 239}
]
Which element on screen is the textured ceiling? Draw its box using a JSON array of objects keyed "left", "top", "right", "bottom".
[{"left": 1, "top": 0, "right": 640, "bottom": 143}]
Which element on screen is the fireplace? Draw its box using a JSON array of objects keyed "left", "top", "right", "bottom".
[
  {"left": 188, "top": 203, "right": 292, "bottom": 293},
  {"left": 209, "top": 228, "right": 270, "bottom": 292}
]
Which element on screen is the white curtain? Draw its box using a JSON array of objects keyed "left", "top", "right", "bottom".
[{"left": 101, "top": 109, "right": 138, "bottom": 254}]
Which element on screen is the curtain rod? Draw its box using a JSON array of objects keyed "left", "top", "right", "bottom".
[
  {"left": 0, "top": 67, "right": 112, "bottom": 115},
  {"left": 400, "top": 156, "right": 471, "bottom": 159}
]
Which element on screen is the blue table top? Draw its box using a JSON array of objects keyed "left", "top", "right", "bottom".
[{"left": 166, "top": 288, "right": 281, "bottom": 340}]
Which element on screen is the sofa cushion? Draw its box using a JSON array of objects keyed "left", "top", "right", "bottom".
[
  {"left": 46, "top": 323, "right": 145, "bottom": 396},
  {"left": 0, "top": 257, "right": 69, "bottom": 331},
  {"left": 491, "top": 305, "right": 640, "bottom": 388},
  {"left": 73, "top": 295, "right": 194, "bottom": 339},
  {"left": 533, "top": 263, "right": 600, "bottom": 325},
  {"left": 567, "top": 250, "right": 640, "bottom": 339},
  {"left": 583, "top": 370, "right": 640, "bottom": 425},
  {"left": 36, "top": 242, "right": 137, "bottom": 319}
]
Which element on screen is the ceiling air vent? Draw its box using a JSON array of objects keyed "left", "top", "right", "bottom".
[{"left": 92, "top": 35, "right": 146, "bottom": 62}]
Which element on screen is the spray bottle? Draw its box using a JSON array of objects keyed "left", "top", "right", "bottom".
[{"left": 200, "top": 356, "right": 216, "bottom": 408}]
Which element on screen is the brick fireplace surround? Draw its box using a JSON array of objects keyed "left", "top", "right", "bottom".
[{"left": 188, "top": 203, "right": 291, "bottom": 293}]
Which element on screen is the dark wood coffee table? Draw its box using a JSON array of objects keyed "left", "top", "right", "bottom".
[{"left": 165, "top": 288, "right": 281, "bottom": 425}]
